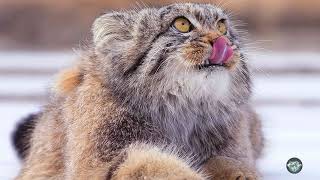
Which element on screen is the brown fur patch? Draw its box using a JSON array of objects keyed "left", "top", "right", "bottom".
[
  {"left": 182, "top": 32, "right": 220, "bottom": 65},
  {"left": 200, "top": 32, "right": 220, "bottom": 45},
  {"left": 53, "top": 67, "right": 82, "bottom": 95},
  {"left": 182, "top": 42, "right": 208, "bottom": 65},
  {"left": 112, "top": 143, "right": 204, "bottom": 180},
  {"left": 62, "top": 74, "right": 112, "bottom": 179}
]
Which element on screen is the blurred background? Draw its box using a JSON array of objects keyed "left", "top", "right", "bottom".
[{"left": 0, "top": 0, "right": 319, "bottom": 179}]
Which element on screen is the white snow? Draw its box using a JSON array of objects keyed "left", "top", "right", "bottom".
[
  {"left": 1, "top": 51, "right": 320, "bottom": 179},
  {"left": 253, "top": 74, "right": 320, "bottom": 102},
  {"left": 249, "top": 52, "right": 320, "bottom": 72},
  {"left": 0, "top": 51, "right": 74, "bottom": 70},
  {"left": 0, "top": 75, "right": 52, "bottom": 96}
]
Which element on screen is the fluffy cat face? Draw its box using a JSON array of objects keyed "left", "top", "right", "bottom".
[{"left": 92, "top": 3, "right": 250, "bottom": 107}]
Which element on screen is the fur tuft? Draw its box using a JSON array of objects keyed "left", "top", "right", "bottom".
[{"left": 53, "top": 68, "right": 82, "bottom": 95}]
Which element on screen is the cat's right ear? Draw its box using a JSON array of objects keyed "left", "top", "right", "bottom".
[{"left": 92, "top": 12, "right": 135, "bottom": 46}]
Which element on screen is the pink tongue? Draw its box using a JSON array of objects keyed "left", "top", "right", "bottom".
[{"left": 209, "top": 37, "right": 233, "bottom": 64}]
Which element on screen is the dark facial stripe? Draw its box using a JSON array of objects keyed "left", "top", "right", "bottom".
[
  {"left": 148, "top": 42, "right": 178, "bottom": 75},
  {"left": 123, "top": 47, "right": 152, "bottom": 76},
  {"left": 149, "top": 50, "right": 168, "bottom": 75},
  {"left": 194, "top": 11, "right": 204, "bottom": 24},
  {"left": 149, "top": 35, "right": 192, "bottom": 75},
  {"left": 123, "top": 32, "right": 165, "bottom": 76}
]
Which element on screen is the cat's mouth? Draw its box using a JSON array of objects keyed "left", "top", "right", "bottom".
[
  {"left": 197, "top": 60, "right": 225, "bottom": 70},
  {"left": 197, "top": 37, "right": 233, "bottom": 70}
]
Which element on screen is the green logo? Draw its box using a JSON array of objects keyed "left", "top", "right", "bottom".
[{"left": 286, "top": 157, "right": 303, "bottom": 174}]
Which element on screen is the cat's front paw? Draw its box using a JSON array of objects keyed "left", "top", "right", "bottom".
[
  {"left": 112, "top": 144, "right": 204, "bottom": 180},
  {"left": 207, "top": 167, "right": 258, "bottom": 180},
  {"left": 203, "top": 156, "right": 259, "bottom": 180}
]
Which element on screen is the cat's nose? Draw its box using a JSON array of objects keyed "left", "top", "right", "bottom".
[{"left": 209, "top": 36, "right": 233, "bottom": 64}]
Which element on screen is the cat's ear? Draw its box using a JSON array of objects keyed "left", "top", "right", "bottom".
[{"left": 92, "top": 12, "right": 135, "bottom": 46}]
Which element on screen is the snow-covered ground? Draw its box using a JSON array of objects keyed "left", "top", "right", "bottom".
[{"left": 1, "top": 51, "right": 320, "bottom": 179}]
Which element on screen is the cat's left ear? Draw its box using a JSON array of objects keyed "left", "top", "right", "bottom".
[{"left": 92, "top": 12, "right": 135, "bottom": 46}]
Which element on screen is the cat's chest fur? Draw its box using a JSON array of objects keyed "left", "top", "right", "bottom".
[{"left": 148, "top": 103, "right": 236, "bottom": 168}]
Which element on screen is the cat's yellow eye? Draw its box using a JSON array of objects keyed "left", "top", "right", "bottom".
[
  {"left": 217, "top": 19, "right": 227, "bottom": 35},
  {"left": 173, "top": 17, "right": 192, "bottom": 33}
]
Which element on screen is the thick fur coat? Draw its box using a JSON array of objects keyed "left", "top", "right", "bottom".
[{"left": 13, "top": 3, "right": 264, "bottom": 180}]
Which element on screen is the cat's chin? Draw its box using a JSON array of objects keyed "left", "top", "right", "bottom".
[{"left": 164, "top": 69, "right": 231, "bottom": 101}]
